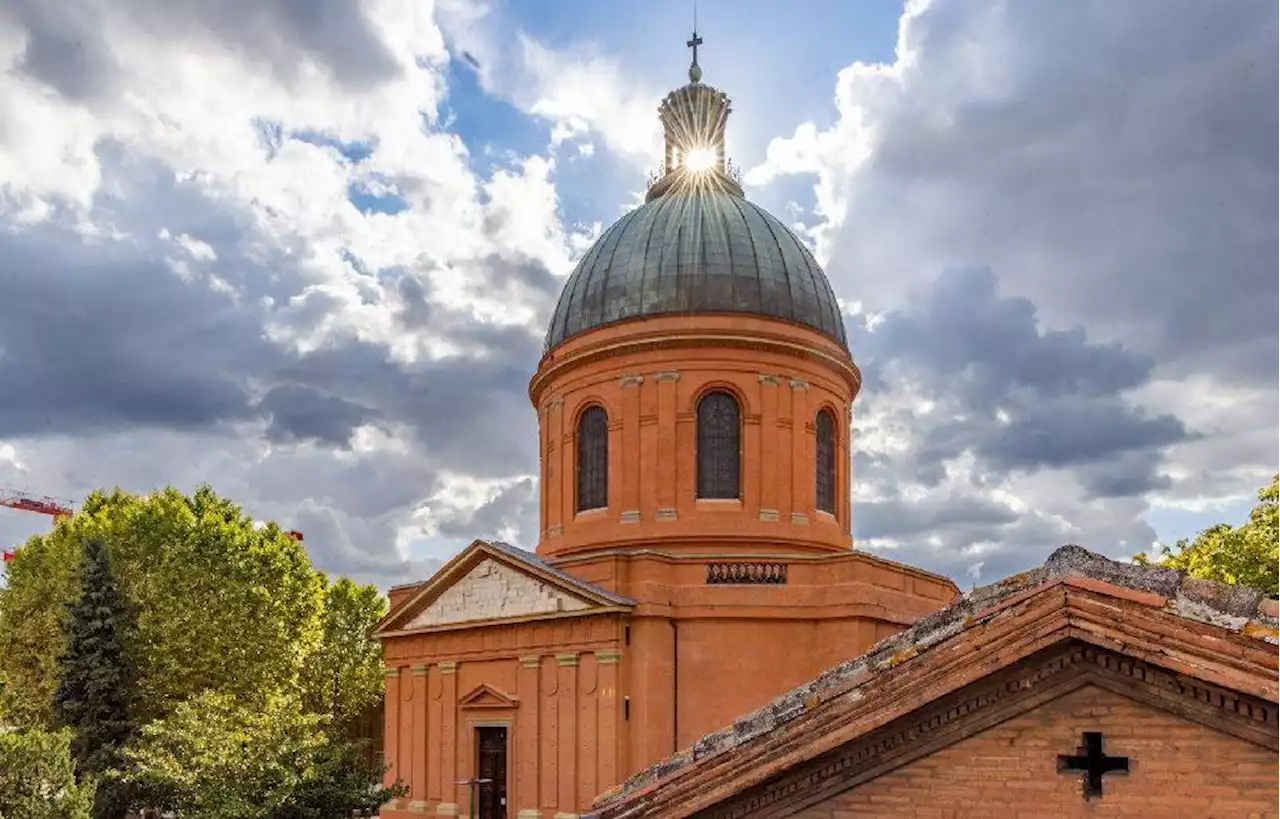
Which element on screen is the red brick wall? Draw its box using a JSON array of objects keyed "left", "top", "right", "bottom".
[{"left": 797, "top": 685, "right": 1278, "bottom": 819}]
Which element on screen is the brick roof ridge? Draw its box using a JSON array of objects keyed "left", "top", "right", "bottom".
[{"left": 589, "top": 543, "right": 1278, "bottom": 815}]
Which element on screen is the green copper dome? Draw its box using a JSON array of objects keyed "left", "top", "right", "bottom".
[{"left": 543, "top": 182, "right": 847, "bottom": 352}]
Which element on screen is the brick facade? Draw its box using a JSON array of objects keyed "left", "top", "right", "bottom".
[{"left": 797, "top": 685, "right": 1278, "bottom": 819}]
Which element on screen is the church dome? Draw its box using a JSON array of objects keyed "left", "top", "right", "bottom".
[
  {"left": 543, "top": 183, "right": 847, "bottom": 352},
  {"left": 543, "top": 50, "right": 847, "bottom": 354}
]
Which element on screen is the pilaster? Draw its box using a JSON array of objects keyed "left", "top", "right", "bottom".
[
  {"left": 654, "top": 371, "right": 680, "bottom": 517},
  {"left": 595, "top": 649, "right": 622, "bottom": 793},
  {"left": 789, "top": 378, "right": 810, "bottom": 524},
  {"left": 439, "top": 661, "right": 458, "bottom": 809},
  {"left": 556, "top": 653, "right": 579, "bottom": 812},
  {"left": 517, "top": 655, "right": 542, "bottom": 814},
  {"left": 757, "top": 374, "right": 781, "bottom": 520},
  {"left": 384, "top": 668, "right": 401, "bottom": 789},
  {"left": 411, "top": 664, "right": 429, "bottom": 812},
  {"left": 620, "top": 374, "right": 643, "bottom": 521}
]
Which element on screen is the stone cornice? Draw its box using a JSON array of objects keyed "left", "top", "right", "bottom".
[{"left": 530, "top": 331, "right": 860, "bottom": 405}]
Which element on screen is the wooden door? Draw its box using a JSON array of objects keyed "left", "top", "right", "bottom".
[{"left": 476, "top": 726, "right": 508, "bottom": 819}]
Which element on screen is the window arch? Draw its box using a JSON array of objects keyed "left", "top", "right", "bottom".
[
  {"left": 576, "top": 406, "right": 609, "bottom": 511},
  {"left": 697, "top": 391, "right": 741, "bottom": 499},
  {"left": 815, "top": 408, "right": 837, "bottom": 514}
]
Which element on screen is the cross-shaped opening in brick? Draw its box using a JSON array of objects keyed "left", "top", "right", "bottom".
[{"left": 1057, "top": 731, "right": 1129, "bottom": 799}]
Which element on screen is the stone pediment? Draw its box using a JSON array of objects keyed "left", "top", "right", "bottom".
[
  {"left": 403, "top": 557, "right": 590, "bottom": 629},
  {"left": 460, "top": 683, "right": 519, "bottom": 710}
]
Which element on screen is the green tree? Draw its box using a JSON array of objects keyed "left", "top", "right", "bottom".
[
  {"left": 301, "top": 576, "right": 388, "bottom": 737},
  {"left": 53, "top": 539, "right": 136, "bottom": 819},
  {"left": 0, "top": 486, "right": 325, "bottom": 728},
  {"left": 1136, "top": 475, "right": 1279, "bottom": 597},
  {"left": 124, "top": 691, "right": 405, "bottom": 819},
  {"left": 0, "top": 728, "right": 96, "bottom": 819}
]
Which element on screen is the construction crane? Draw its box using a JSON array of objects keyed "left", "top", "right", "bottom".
[{"left": 1, "top": 489, "right": 74, "bottom": 565}]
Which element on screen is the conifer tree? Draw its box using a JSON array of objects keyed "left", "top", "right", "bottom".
[{"left": 53, "top": 537, "right": 136, "bottom": 818}]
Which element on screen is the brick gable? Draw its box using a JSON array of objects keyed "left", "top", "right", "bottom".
[{"left": 796, "top": 684, "right": 1276, "bottom": 819}]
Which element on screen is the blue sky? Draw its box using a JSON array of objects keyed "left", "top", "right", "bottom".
[{"left": 0, "top": 0, "right": 1274, "bottom": 587}]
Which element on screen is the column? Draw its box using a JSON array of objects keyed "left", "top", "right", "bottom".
[
  {"left": 595, "top": 650, "right": 622, "bottom": 795},
  {"left": 517, "top": 655, "right": 542, "bottom": 818},
  {"left": 619, "top": 375, "right": 643, "bottom": 522},
  {"left": 789, "top": 379, "right": 810, "bottom": 524},
  {"left": 439, "top": 661, "right": 459, "bottom": 815},
  {"left": 384, "top": 668, "right": 401, "bottom": 789},
  {"left": 757, "top": 375, "right": 781, "bottom": 521},
  {"left": 654, "top": 372, "right": 680, "bottom": 520},
  {"left": 555, "top": 653, "right": 579, "bottom": 817},
  {"left": 411, "top": 664, "right": 429, "bottom": 812}
]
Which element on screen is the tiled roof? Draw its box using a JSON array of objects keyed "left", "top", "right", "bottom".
[
  {"left": 484, "top": 539, "right": 636, "bottom": 607},
  {"left": 590, "top": 544, "right": 1278, "bottom": 814}
]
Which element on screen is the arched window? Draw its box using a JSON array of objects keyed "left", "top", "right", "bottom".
[
  {"left": 697, "top": 391, "right": 741, "bottom": 499},
  {"left": 815, "top": 409, "right": 837, "bottom": 514},
  {"left": 576, "top": 406, "right": 609, "bottom": 511}
]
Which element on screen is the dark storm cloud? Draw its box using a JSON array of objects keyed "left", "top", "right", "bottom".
[
  {"left": 258, "top": 385, "right": 378, "bottom": 448},
  {"left": 855, "top": 494, "right": 1018, "bottom": 541},
  {"left": 3, "top": 0, "right": 401, "bottom": 100}
]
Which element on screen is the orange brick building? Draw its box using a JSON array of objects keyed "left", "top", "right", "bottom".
[
  {"left": 589, "top": 546, "right": 1280, "bottom": 818},
  {"left": 373, "top": 41, "right": 958, "bottom": 819}
]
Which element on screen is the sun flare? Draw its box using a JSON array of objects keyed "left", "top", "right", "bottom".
[{"left": 683, "top": 146, "right": 716, "bottom": 172}]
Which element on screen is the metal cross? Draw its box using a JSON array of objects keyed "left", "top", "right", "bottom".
[
  {"left": 686, "top": 31, "right": 703, "bottom": 67},
  {"left": 1057, "top": 732, "right": 1129, "bottom": 800}
]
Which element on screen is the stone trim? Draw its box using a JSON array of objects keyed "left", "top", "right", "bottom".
[
  {"left": 520, "top": 655, "right": 542, "bottom": 669},
  {"left": 517, "top": 811, "right": 543, "bottom": 819},
  {"left": 411, "top": 664, "right": 429, "bottom": 676},
  {"left": 385, "top": 667, "right": 401, "bottom": 678},
  {"left": 438, "top": 661, "right": 458, "bottom": 676},
  {"left": 619, "top": 374, "right": 644, "bottom": 387},
  {"left": 757, "top": 373, "right": 781, "bottom": 386},
  {"left": 554, "top": 813, "right": 581, "bottom": 819},
  {"left": 436, "top": 804, "right": 459, "bottom": 816},
  {"left": 653, "top": 370, "right": 681, "bottom": 382},
  {"left": 655, "top": 508, "right": 678, "bottom": 521},
  {"left": 789, "top": 379, "right": 809, "bottom": 391},
  {"left": 757, "top": 509, "right": 780, "bottom": 522},
  {"left": 596, "top": 649, "right": 624, "bottom": 665},
  {"left": 409, "top": 800, "right": 429, "bottom": 813},
  {"left": 790, "top": 513, "right": 809, "bottom": 525},
  {"left": 620, "top": 510, "right": 641, "bottom": 524},
  {"left": 545, "top": 525, "right": 564, "bottom": 538},
  {"left": 556, "top": 652, "right": 580, "bottom": 667}
]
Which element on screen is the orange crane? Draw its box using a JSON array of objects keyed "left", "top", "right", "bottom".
[{"left": 1, "top": 489, "right": 74, "bottom": 564}]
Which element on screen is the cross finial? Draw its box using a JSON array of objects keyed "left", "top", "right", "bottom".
[{"left": 686, "top": 30, "right": 703, "bottom": 83}]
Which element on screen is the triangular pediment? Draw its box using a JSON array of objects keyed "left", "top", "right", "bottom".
[
  {"left": 460, "top": 683, "right": 519, "bottom": 710},
  {"left": 376, "top": 540, "right": 630, "bottom": 636}
]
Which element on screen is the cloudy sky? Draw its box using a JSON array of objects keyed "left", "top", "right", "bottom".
[{"left": 0, "top": 0, "right": 1275, "bottom": 590}]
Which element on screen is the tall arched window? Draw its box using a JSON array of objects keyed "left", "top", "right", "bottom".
[
  {"left": 815, "top": 409, "right": 837, "bottom": 514},
  {"left": 697, "top": 391, "right": 741, "bottom": 499},
  {"left": 577, "top": 406, "right": 609, "bottom": 511}
]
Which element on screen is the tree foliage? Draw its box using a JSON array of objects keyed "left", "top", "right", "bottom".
[
  {"left": 1136, "top": 475, "right": 1279, "bottom": 596},
  {"left": 53, "top": 539, "right": 136, "bottom": 819},
  {"left": 0, "top": 486, "right": 325, "bottom": 728},
  {"left": 300, "top": 576, "right": 388, "bottom": 738},
  {"left": 0, "top": 728, "right": 96, "bottom": 819},
  {"left": 124, "top": 691, "right": 405, "bottom": 819}
]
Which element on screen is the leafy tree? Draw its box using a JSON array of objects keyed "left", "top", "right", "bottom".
[
  {"left": 124, "top": 691, "right": 405, "bottom": 819},
  {"left": 0, "top": 486, "right": 325, "bottom": 728},
  {"left": 53, "top": 539, "right": 136, "bottom": 819},
  {"left": 301, "top": 576, "right": 388, "bottom": 738},
  {"left": 0, "top": 728, "right": 96, "bottom": 819},
  {"left": 1136, "top": 475, "right": 1279, "bottom": 597}
]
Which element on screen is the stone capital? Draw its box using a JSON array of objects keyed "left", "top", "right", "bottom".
[
  {"left": 411, "top": 664, "right": 429, "bottom": 676},
  {"left": 436, "top": 804, "right": 459, "bottom": 816},
  {"left": 409, "top": 800, "right": 429, "bottom": 813},
  {"left": 438, "top": 661, "right": 458, "bottom": 675},
  {"left": 520, "top": 655, "right": 542, "bottom": 669},
  {"left": 790, "top": 378, "right": 810, "bottom": 391},
  {"left": 555, "top": 652, "right": 580, "bottom": 667},
  {"left": 619, "top": 374, "right": 644, "bottom": 388},
  {"left": 595, "top": 649, "right": 624, "bottom": 665},
  {"left": 384, "top": 667, "right": 401, "bottom": 678},
  {"left": 653, "top": 370, "right": 681, "bottom": 382},
  {"left": 619, "top": 510, "right": 641, "bottom": 524},
  {"left": 757, "top": 373, "right": 781, "bottom": 386}
]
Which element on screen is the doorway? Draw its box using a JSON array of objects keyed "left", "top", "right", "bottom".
[{"left": 476, "top": 726, "right": 508, "bottom": 819}]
